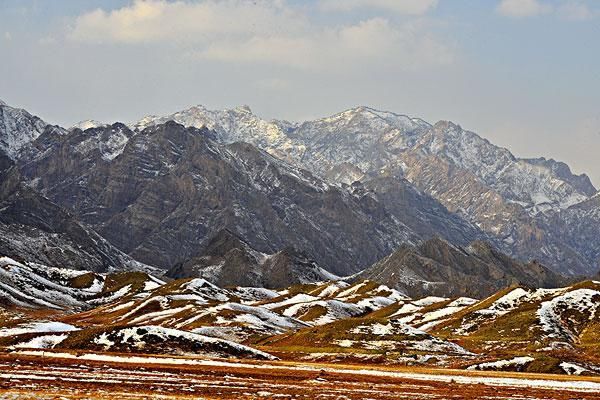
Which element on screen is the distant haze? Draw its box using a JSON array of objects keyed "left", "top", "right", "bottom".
[{"left": 1, "top": 0, "right": 598, "bottom": 187}]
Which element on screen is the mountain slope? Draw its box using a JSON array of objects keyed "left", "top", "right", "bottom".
[
  {"left": 0, "top": 101, "right": 61, "bottom": 159},
  {"left": 0, "top": 150, "right": 152, "bottom": 273},
  {"left": 16, "top": 119, "right": 487, "bottom": 276},
  {"left": 167, "top": 229, "right": 338, "bottom": 288},
  {"left": 357, "top": 237, "right": 565, "bottom": 298},
  {"left": 18, "top": 121, "right": 413, "bottom": 275},
  {"left": 132, "top": 105, "right": 598, "bottom": 275}
]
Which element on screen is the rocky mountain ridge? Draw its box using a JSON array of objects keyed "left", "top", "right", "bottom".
[
  {"left": 1, "top": 99, "right": 599, "bottom": 277},
  {"left": 12, "top": 116, "right": 491, "bottom": 277},
  {"left": 132, "top": 105, "right": 595, "bottom": 214},
  {"left": 131, "top": 104, "right": 599, "bottom": 275},
  {"left": 357, "top": 237, "right": 565, "bottom": 298}
]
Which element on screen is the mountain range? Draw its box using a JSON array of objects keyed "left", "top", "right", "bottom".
[
  {"left": 128, "top": 105, "right": 599, "bottom": 275},
  {"left": 1, "top": 99, "right": 599, "bottom": 293}
]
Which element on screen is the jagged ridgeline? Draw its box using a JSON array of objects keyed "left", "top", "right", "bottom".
[{"left": 0, "top": 100, "right": 599, "bottom": 291}]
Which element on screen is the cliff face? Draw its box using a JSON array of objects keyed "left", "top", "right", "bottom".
[
  {"left": 14, "top": 122, "right": 400, "bottom": 274},
  {"left": 0, "top": 150, "right": 148, "bottom": 272}
]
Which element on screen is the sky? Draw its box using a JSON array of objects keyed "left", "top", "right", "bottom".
[{"left": 1, "top": 0, "right": 599, "bottom": 186}]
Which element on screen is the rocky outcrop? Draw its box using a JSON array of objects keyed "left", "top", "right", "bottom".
[
  {"left": 357, "top": 237, "right": 565, "bottom": 298},
  {"left": 168, "top": 230, "right": 337, "bottom": 289}
]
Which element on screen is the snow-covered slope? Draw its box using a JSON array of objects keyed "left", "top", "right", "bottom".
[
  {"left": 70, "top": 120, "right": 107, "bottom": 131},
  {"left": 0, "top": 256, "right": 101, "bottom": 309},
  {"left": 131, "top": 105, "right": 431, "bottom": 183},
  {"left": 433, "top": 282, "right": 600, "bottom": 348},
  {"left": 71, "top": 122, "right": 134, "bottom": 161},
  {"left": 132, "top": 105, "right": 301, "bottom": 162},
  {"left": 71, "top": 279, "right": 407, "bottom": 342},
  {"left": 2, "top": 261, "right": 600, "bottom": 373},
  {"left": 0, "top": 101, "right": 59, "bottom": 159},
  {"left": 86, "top": 325, "right": 276, "bottom": 359},
  {"left": 131, "top": 105, "right": 595, "bottom": 213},
  {"left": 413, "top": 121, "right": 595, "bottom": 213},
  {"left": 0, "top": 256, "right": 163, "bottom": 310}
]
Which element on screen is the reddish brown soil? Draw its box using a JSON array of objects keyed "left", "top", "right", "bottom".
[{"left": 0, "top": 352, "right": 598, "bottom": 399}]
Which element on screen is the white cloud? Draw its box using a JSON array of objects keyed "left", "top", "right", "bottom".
[
  {"left": 196, "top": 18, "right": 454, "bottom": 71},
  {"left": 496, "top": 0, "right": 552, "bottom": 18},
  {"left": 3, "top": 32, "right": 12, "bottom": 41},
  {"left": 319, "top": 0, "right": 438, "bottom": 15},
  {"left": 69, "top": 0, "right": 306, "bottom": 44},
  {"left": 69, "top": 0, "right": 453, "bottom": 72}
]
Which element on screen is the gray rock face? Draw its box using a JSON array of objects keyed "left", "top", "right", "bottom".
[
  {"left": 358, "top": 177, "right": 485, "bottom": 247},
  {"left": 132, "top": 105, "right": 599, "bottom": 275},
  {"left": 15, "top": 120, "right": 491, "bottom": 276},
  {"left": 357, "top": 237, "right": 565, "bottom": 298},
  {"left": 167, "top": 229, "right": 337, "bottom": 289},
  {"left": 15, "top": 122, "right": 392, "bottom": 274},
  {"left": 541, "top": 194, "right": 600, "bottom": 275},
  {"left": 0, "top": 151, "right": 149, "bottom": 272}
]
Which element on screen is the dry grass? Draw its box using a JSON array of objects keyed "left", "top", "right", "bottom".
[{"left": 2, "top": 351, "right": 600, "bottom": 399}]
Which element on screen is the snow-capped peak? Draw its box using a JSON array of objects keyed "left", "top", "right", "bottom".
[
  {"left": 317, "top": 106, "right": 430, "bottom": 131},
  {"left": 416, "top": 120, "right": 594, "bottom": 212},
  {"left": 234, "top": 105, "right": 252, "bottom": 114},
  {"left": 0, "top": 100, "right": 50, "bottom": 158},
  {"left": 0, "top": 99, "right": 6, "bottom": 107},
  {"left": 125, "top": 103, "right": 594, "bottom": 214},
  {"left": 70, "top": 120, "right": 107, "bottom": 131}
]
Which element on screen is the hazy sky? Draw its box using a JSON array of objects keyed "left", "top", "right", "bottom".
[{"left": 1, "top": 0, "right": 599, "bottom": 186}]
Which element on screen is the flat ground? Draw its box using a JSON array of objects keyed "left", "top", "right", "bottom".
[{"left": 0, "top": 351, "right": 599, "bottom": 399}]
